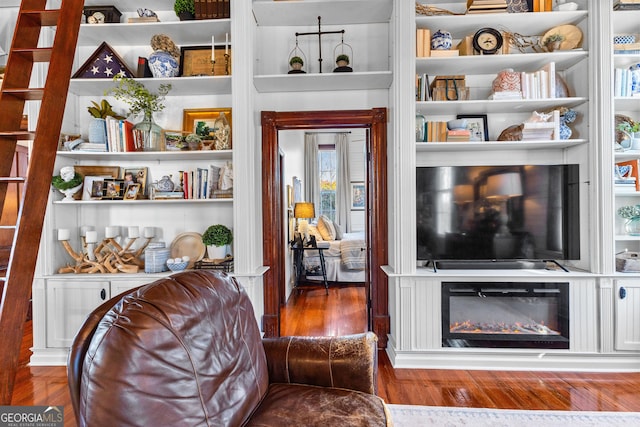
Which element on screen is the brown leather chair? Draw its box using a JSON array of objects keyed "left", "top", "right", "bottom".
[{"left": 67, "top": 270, "right": 391, "bottom": 426}]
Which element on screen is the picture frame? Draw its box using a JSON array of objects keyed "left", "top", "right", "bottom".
[
  {"left": 456, "top": 114, "right": 489, "bottom": 142},
  {"left": 82, "top": 175, "right": 113, "bottom": 200},
  {"left": 73, "top": 165, "right": 121, "bottom": 200},
  {"left": 162, "top": 129, "right": 189, "bottom": 151},
  {"left": 182, "top": 108, "right": 232, "bottom": 149},
  {"left": 102, "top": 178, "right": 124, "bottom": 199},
  {"left": 179, "top": 45, "right": 231, "bottom": 77},
  {"left": 121, "top": 167, "right": 148, "bottom": 198},
  {"left": 124, "top": 183, "right": 141, "bottom": 200},
  {"left": 351, "top": 182, "right": 365, "bottom": 210}
]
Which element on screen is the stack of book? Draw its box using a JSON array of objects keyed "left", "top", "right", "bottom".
[
  {"left": 615, "top": 177, "right": 638, "bottom": 192},
  {"left": 466, "top": 0, "right": 508, "bottom": 14},
  {"left": 446, "top": 129, "right": 471, "bottom": 142},
  {"left": 614, "top": 66, "right": 640, "bottom": 97},
  {"left": 532, "top": 0, "right": 553, "bottom": 11},
  {"left": 614, "top": 0, "right": 640, "bottom": 10},
  {"left": 194, "top": 0, "right": 230, "bottom": 19},
  {"left": 521, "top": 110, "right": 560, "bottom": 141},
  {"left": 424, "top": 121, "right": 448, "bottom": 142},
  {"left": 416, "top": 29, "right": 431, "bottom": 58},
  {"left": 521, "top": 62, "right": 556, "bottom": 99},
  {"left": 416, "top": 74, "right": 431, "bottom": 101}
]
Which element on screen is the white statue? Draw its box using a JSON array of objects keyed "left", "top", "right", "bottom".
[
  {"left": 219, "top": 161, "right": 233, "bottom": 191},
  {"left": 60, "top": 166, "right": 76, "bottom": 182}
]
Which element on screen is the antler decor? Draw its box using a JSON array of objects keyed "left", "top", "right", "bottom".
[
  {"left": 415, "top": 3, "right": 460, "bottom": 16},
  {"left": 57, "top": 226, "right": 154, "bottom": 274}
]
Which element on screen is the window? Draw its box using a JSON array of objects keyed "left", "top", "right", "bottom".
[{"left": 318, "top": 147, "right": 336, "bottom": 221}]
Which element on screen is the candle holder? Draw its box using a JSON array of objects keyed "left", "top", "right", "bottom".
[
  {"left": 224, "top": 53, "right": 230, "bottom": 75},
  {"left": 57, "top": 228, "right": 154, "bottom": 274},
  {"left": 211, "top": 59, "right": 216, "bottom": 75}
]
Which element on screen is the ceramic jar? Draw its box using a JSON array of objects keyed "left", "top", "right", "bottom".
[
  {"left": 492, "top": 69, "right": 521, "bottom": 93},
  {"left": 88, "top": 117, "right": 107, "bottom": 144},
  {"left": 431, "top": 30, "right": 452, "bottom": 50},
  {"left": 157, "top": 175, "right": 175, "bottom": 192},
  {"left": 148, "top": 50, "right": 179, "bottom": 78}
]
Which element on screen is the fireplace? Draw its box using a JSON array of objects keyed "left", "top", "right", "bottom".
[{"left": 442, "top": 282, "right": 569, "bottom": 349}]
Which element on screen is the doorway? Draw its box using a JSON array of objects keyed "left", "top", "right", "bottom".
[{"left": 261, "top": 109, "right": 389, "bottom": 348}]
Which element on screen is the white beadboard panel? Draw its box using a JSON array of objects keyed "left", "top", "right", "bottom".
[
  {"left": 414, "top": 278, "right": 441, "bottom": 350},
  {"left": 615, "top": 279, "right": 640, "bottom": 351},
  {"left": 570, "top": 279, "right": 599, "bottom": 353},
  {"left": 399, "top": 279, "right": 414, "bottom": 351},
  {"left": 599, "top": 279, "right": 615, "bottom": 353}
]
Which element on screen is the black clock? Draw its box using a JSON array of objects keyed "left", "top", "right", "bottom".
[{"left": 472, "top": 27, "right": 504, "bottom": 55}]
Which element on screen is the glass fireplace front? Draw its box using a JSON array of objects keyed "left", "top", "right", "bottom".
[{"left": 442, "top": 282, "right": 569, "bottom": 349}]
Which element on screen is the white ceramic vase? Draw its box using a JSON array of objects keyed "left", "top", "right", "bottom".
[{"left": 207, "top": 244, "right": 227, "bottom": 260}]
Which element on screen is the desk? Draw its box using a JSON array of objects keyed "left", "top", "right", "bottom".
[{"left": 292, "top": 244, "right": 329, "bottom": 294}]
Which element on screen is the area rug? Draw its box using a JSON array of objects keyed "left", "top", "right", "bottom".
[{"left": 387, "top": 404, "right": 640, "bottom": 427}]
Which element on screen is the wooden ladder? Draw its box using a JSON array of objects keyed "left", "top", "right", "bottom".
[{"left": 0, "top": 0, "right": 84, "bottom": 404}]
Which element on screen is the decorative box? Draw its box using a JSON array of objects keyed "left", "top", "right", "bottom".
[
  {"left": 83, "top": 6, "right": 122, "bottom": 24},
  {"left": 616, "top": 251, "right": 640, "bottom": 272},
  {"left": 194, "top": 258, "right": 234, "bottom": 273}
]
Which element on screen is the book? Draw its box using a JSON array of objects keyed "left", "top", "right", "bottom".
[{"left": 137, "top": 56, "right": 152, "bottom": 78}]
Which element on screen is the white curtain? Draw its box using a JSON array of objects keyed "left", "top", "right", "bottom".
[
  {"left": 335, "top": 132, "right": 351, "bottom": 232},
  {"left": 304, "top": 133, "right": 319, "bottom": 212}
]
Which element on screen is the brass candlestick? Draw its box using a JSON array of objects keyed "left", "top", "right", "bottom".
[{"left": 211, "top": 59, "right": 216, "bottom": 75}]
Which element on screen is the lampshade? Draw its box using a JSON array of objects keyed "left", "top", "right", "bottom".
[
  {"left": 485, "top": 173, "right": 522, "bottom": 199},
  {"left": 453, "top": 184, "right": 473, "bottom": 203},
  {"left": 294, "top": 202, "right": 315, "bottom": 219}
]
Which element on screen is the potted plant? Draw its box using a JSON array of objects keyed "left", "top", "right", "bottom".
[
  {"left": 174, "top": 0, "right": 195, "bottom": 20},
  {"left": 202, "top": 224, "right": 233, "bottom": 259},
  {"left": 617, "top": 120, "right": 640, "bottom": 150},
  {"left": 288, "top": 56, "right": 305, "bottom": 74},
  {"left": 334, "top": 54, "right": 353, "bottom": 72},
  {"left": 106, "top": 76, "right": 171, "bottom": 150},
  {"left": 86, "top": 99, "right": 125, "bottom": 144},
  {"left": 543, "top": 33, "right": 565, "bottom": 52},
  {"left": 52, "top": 166, "right": 83, "bottom": 201}
]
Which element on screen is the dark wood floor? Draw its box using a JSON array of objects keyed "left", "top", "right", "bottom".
[{"left": 9, "top": 283, "right": 640, "bottom": 427}]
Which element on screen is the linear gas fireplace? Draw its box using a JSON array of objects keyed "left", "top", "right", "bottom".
[{"left": 442, "top": 282, "right": 569, "bottom": 349}]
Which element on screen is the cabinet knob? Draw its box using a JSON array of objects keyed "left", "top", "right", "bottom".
[
  {"left": 619, "top": 287, "right": 627, "bottom": 300},
  {"left": 100, "top": 288, "right": 106, "bottom": 300}
]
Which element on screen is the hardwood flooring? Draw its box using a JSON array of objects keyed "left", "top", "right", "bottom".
[{"left": 9, "top": 284, "right": 640, "bottom": 427}]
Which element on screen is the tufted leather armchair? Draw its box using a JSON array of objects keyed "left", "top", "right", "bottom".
[{"left": 67, "top": 270, "right": 391, "bottom": 426}]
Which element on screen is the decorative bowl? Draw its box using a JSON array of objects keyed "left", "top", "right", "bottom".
[{"left": 166, "top": 260, "right": 188, "bottom": 272}]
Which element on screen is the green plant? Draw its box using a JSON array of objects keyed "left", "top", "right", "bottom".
[
  {"left": 51, "top": 173, "right": 82, "bottom": 190},
  {"left": 618, "top": 205, "right": 640, "bottom": 219},
  {"left": 87, "top": 99, "right": 125, "bottom": 119},
  {"left": 202, "top": 224, "right": 233, "bottom": 246},
  {"left": 106, "top": 75, "right": 171, "bottom": 117},
  {"left": 617, "top": 121, "right": 640, "bottom": 134},
  {"left": 174, "top": 0, "right": 195, "bottom": 15},
  {"left": 543, "top": 33, "right": 565, "bottom": 45},
  {"left": 289, "top": 56, "right": 304, "bottom": 66},
  {"left": 336, "top": 54, "right": 350, "bottom": 64}
]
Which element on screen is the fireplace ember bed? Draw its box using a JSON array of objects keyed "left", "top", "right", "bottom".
[{"left": 442, "top": 282, "right": 570, "bottom": 349}]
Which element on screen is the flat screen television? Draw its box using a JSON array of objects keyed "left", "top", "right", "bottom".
[{"left": 416, "top": 164, "right": 580, "bottom": 265}]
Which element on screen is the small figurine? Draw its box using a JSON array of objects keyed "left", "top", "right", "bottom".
[
  {"left": 288, "top": 56, "right": 305, "bottom": 74},
  {"left": 137, "top": 8, "right": 157, "bottom": 18}
]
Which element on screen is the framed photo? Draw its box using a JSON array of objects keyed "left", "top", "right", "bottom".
[
  {"left": 74, "top": 165, "right": 120, "bottom": 200},
  {"left": 179, "top": 45, "right": 231, "bottom": 77},
  {"left": 82, "top": 175, "right": 113, "bottom": 200},
  {"left": 162, "top": 130, "right": 189, "bottom": 151},
  {"left": 351, "top": 182, "right": 365, "bottom": 210},
  {"left": 456, "top": 114, "right": 489, "bottom": 142},
  {"left": 121, "top": 167, "right": 148, "bottom": 197},
  {"left": 182, "top": 108, "right": 232, "bottom": 149},
  {"left": 102, "top": 179, "right": 124, "bottom": 199},
  {"left": 124, "top": 183, "right": 141, "bottom": 200}
]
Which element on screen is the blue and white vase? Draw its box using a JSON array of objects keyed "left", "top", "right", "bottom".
[
  {"left": 88, "top": 117, "right": 107, "bottom": 145},
  {"left": 431, "top": 29, "right": 452, "bottom": 50},
  {"left": 148, "top": 50, "right": 179, "bottom": 78}
]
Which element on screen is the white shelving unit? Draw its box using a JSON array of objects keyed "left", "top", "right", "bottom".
[{"left": 30, "top": 0, "right": 236, "bottom": 365}]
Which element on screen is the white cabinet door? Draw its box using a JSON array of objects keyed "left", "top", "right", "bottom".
[
  {"left": 615, "top": 280, "right": 640, "bottom": 351},
  {"left": 46, "top": 280, "right": 109, "bottom": 348}
]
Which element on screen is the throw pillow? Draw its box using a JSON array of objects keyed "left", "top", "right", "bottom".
[
  {"left": 317, "top": 215, "right": 336, "bottom": 240},
  {"left": 332, "top": 220, "right": 343, "bottom": 240}
]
